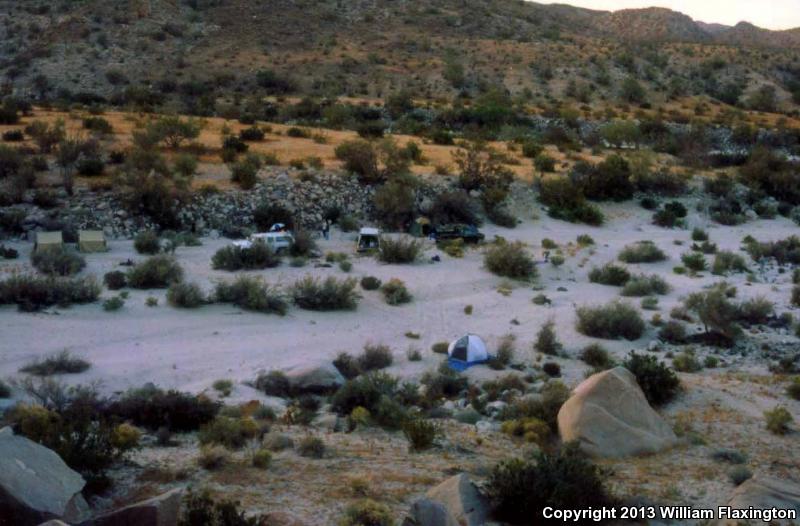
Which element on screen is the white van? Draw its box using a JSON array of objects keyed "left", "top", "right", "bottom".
[
  {"left": 232, "top": 232, "right": 294, "bottom": 253},
  {"left": 356, "top": 227, "right": 381, "bottom": 252}
]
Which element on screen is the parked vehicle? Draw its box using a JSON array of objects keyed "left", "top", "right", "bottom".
[
  {"left": 232, "top": 232, "right": 294, "bottom": 253},
  {"left": 356, "top": 227, "right": 381, "bottom": 252},
  {"left": 433, "top": 224, "right": 485, "bottom": 243}
]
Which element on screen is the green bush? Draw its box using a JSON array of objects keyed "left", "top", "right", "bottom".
[
  {"left": 333, "top": 352, "right": 362, "bottom": 380},
  {"left": 658, "top": 320, "right": 687, "bottom": 344},
  {"left": 786, "top": 377, "right": 800, "bottom": 401},
  {"left": 681, "top": 252, "right": 707, "bottom": 273},
  {"left": 712, "top": 251, "right": 748, "bottom": 276},
  {"left": 420, "top": 364, "right": 469, "bottom": 402},
  {"left": 579, "top": 343, "right": 613, "bottom": 369},
  {"left": 253, "top": 370, "right": 292, "bottom": 397},
  {"left": 377, "top": 236, "right": 423, "bottom": 264},
  {"left": 487, "top": 444, "right": 613, "bottom": 525},
  {"left": 684, "top": 284, "right": 741, "bottom": 341},
  {"left": 484, "top": 241, "right": 536, "bottom": 280},
  {"left": 331, "top": 372, "right": 399, "bottom": 417},
  {"left": 431, "top": 342, "right": 449, "bottom": 354},
  {"left": 167, "top": 282, "right": 206, "bottom": 308},
  {"left": 764, "top": 406, "right": 793, "bottom": 435},
  {"left": 403, "top": 418, "right": 439, "bottom": 452},
  {"left": 31, "top": 248, "right": 86, "bottom": 276},
  {"left": 252, "top": 203, "right": 294, "bottom": 232},
  {"left": 744, "top": 236, "right": 800, "bottom": 265},
  {"left": 588, "top": 263, "right": 631, "bottom": 286},
  {"left": 358, "top": 344, "right": 394, "bottom": 372},
  {"left": 289, "top": 230, "right": 317, "bottom": 257},
  {"left": 622, "top": 352, "right": 680, "bottom": 406},
  {"left": 297, "top": 435, "right": 326, "bottom": 458},
  {"left": 339, "top": 499, "right": 393, "bottom": 526},
  {"left": 0, "top": 274, "right": 100, "bottom": 311},
  {"left": 212, "top": 242, "right": 280, "bottom": 271},
  {"left": 381, "top": 278, "right": 412, "bottom": 305},
  {"left": 618, "top": 241, "right": 667, "bottom": 263},
  {"left": 621, "top": 274, "right": 670, "bottom": 296},
  {"left": 691, "top": 228, "right": 708, "bottom": 242},
  {"left": 534, "top": 319, "right": 562, "bottom": 355},
  {"left": 106, "top": 385, "right": 219, "bottom": 431},
  {"left": 103, "top": 296, "right": 125, "bottom": 311},
  {"left": 20, "top": 350, "right": 90, "bottom": 376},
  {"left": 127, "top": 255, "right": 183, "bottom": 289},
  {"left": 360, "top": 276, "right": 382, "bottom": 290},
  {"left": 576, "top": 301, "right": 645, "bottom": 340},
  {"left": 214, "top": 276, "right": 288, "bottom": 315},
  {"left": 737, "top": 296, "right": 774, "bottom": 325},
  {"left": 672, "top": 350, "right": 702, "bottom": 372},
  {"left": 198, "top": 416, "right": 260, "bottom": 449},
  {"left": 134, "top": 231, "right": 161, "bottom": 254},
  {"left": 291, "top": 276, "right": 359, "bottom": 311},
  {"left": 179, "top": 489, "right": 259, "bottom": 526},
  {"left": 103, "top": 271, "right": 127, "bottom": 290}
]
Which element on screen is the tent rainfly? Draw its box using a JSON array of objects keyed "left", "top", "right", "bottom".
[
  {"left": 34, "top": 231, "right": 64, "bottom": 252},
  {"left": 78, "top": 230, "right": 108, "bottom": 253},
  {"left": 447, "top": 334, "right": 489, "bottom": 371}
]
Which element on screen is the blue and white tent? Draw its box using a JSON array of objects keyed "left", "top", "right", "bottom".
[{"left": 447, "top": 334, "right": 489, "bottom": 371}]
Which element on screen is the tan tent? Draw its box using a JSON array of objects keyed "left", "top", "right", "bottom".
[
  {"left": 79, "top": 230, "right": 107, "bottom": 253},
  {"left": 34, "top": 231, "right": 64, "bottom": 252}
]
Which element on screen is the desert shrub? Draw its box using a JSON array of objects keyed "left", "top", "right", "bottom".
[
  {"left": 339, "top": 499, "right": 393, "bottom": 526},
  {"left": 134, "top": 230, "right": 161, "bottom": 254},
  {"left": 420, "top": 365, "right": 469, "bottom": 402},
  {"left": 297, "top": 435, "right": 326, "bottom": 458},
  {"left": 197, "top": 446, "right": 231, "bottom": 471},
  {"left": 214, "top": 276, "right": 288, "bottom": 315},
  {"left": 251, "top": 448, "right": 272, "bottom": 469},
  {"left": 494, "top": 334, "right": 516, "bottom": 367},
  {"left": 500, "top": 381, "right": 569, "bottom": 432},
  {"left": 575, "top": 301, "right": 645, "bottom": 340},
  {"left": 106, "top": 385, "right": 219, "bottom": 431},
  {"left": 335, "top": 140, "right": 379, "bottom": 181},
  {"left": 103, "top": 296, "right": 125, "bottom": 311},
  {"left": 212, "top": 242, "right": 280, "bottom": 271},
  {"left": 360, "top": 276, "right": 382, "bottom": 290},
  {"left": 537, "top": 176, "right": 604, "bottom": 226},
  {"left": 198, "top": 416, "right": 260, "bottom": 449},
  {"left": 31, "top": 248, "right": 85, "bottom": 276},
  {"left": 429, "top": 190, "right": 481, "bottom": 226},
  {"left": 659, "top": 320, "right": 687, "bottom": 344},
  {"left": 580, "top": 155, "right": 636, "bottom": 201},
  {"left": 252, "top": 371, "right": 292, "bottom": 399},
  {"left": 289, "top": 230, "right": 316, "bottom": 257},
  {"left": 793, "top": 286, "right": 800, "bottom": 308},
  {"left": 483, "top": 374, "right": 526, "bottom": 400},
  {"left": 744, "top": 236, "right": 800, "bottom": 265},
  {"left": 672, "top": 350, "right": 702, "bottom": 372},
  {"left": 179, "top": 488, "right": 258, "bottom": 525},
  {"left": 764, "top": 406, "right": 793, "bottom": 435},
  {"left": 534, "top": 319, "right": 562, "bottom": 355},
  {"left": 103, "top": 271, "right": 127, "bottom": 290},
  {"left": 487, "top": 443, "right": 613, "bottom": 525},
  {"left": 737, "top": 296, "right": 774, "bottom": 325},
  {"left": 500, "top": 417, "right": 550, "bottom": 446},
  {"left": 712, "top": 251, "right": 748, "bottom": 275},
  {"left": 728, "top": 466, "right": 753, "bottom": 486},
  {"left": 0, "top": 274, "right": 100, "bottom": 311},
  {"left": 534, "top": 154, "right": 556, "bottom": 172},
  {"left": 333, "top": 353, "right": 362, "bottom": 380},
  {"left": 403, "top": 418, "right": 439, "bottom": 452},
  {"left": 0, "top": 380, "right": 10, "bottom": 398},
  {"left": 127, "top": 255, "right": 183, "bottom": 288},
  {"left": 252, "top": 203, "right": 294, "bottom": 232},
  {"left": 576, "top": 234, "right": 595, "bottom": 246},
  {"left": 579, "top": 344, "right": 613, "bottom": 369},
  {"left": 542, "top": 362, "right": 561, "bottom": 377},
  {"left": 681, "top": 252, "right": 707, "bottom": 273},
  {"left": 377, "top": 236, "right": 423, "bottom": 264},
  {"left": 239, "top": 127, "right": 265, "bottom": 141},
  {"left": 618, "top": 241, "right": 666, "bottom": 263},
  {"left": 381, "top": 278, "right": 412, "bottom": 305},
  {"left": 684, "top": 284, "right": 741, "bottom": 341},
  {"left": 2, "top": 129, "right": 23, "bottom": 141},
  {"left": 331, "top": 372, "right": 399, "bottom": 417},
  {"left": 621, "top": 274, "right": 670, "bottom": 296},
  {"left": 787, "top": 378, "right": 800, "bottom": 401},
  {"left": 484, "top": 241, "right": 536, "bottom": 280},
  {"left": 167, "top": 282, "right": 206, "bottom": 308},
  {"left": 622, "top": 352, "right": 679, "bottom": 406},
  {"left": 588, "top": 263, "right": 631, "bottom": 286},
  {"left": 358, "top": 344, "right": 394, "bottom": 372},
  {"left": 20, "top": 350, "right": 90, "bottom": 376},
  {"left": 431, "top": 342, "right": 449, "bottom": 355},
  {"left": 291, "top": 276, "right": 359, "bottom": 311},
  {"left": 692, "top": 228, "right": 708, "bottom": 242}
]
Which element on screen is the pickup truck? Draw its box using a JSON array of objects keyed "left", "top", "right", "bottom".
[{"left": 433, "top": 224, "right": 485, "bottom": 243}]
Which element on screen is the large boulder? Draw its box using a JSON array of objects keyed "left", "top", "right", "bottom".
[
  {"left": 259, "top": 511, "right": 311, "bottom": 526},
  {"left": 726, "top": 475, "right": 800, "bottom": 516},
  {"left": 78, "top": 488, "right": 182, "bottom": 526},
  {"left": 557, "top": 367, "right": 677, "bottom": 458},
  {"left": 401, "top": 498, "right": 460, "bottom": 526},
  {"left": 284, "top": 362, "right": 344, "bottom": 394},
  {"left": 424, "top": 474, "right": 490, "bottom": 526},
  {"left": 0, "top": 427, "right": 88, "bottom": 526}
]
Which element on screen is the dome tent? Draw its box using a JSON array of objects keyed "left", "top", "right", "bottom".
[{"left": 447, "top": 334, "right": 489, "bottom": 371}]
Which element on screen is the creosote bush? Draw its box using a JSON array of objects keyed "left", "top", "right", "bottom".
[
  {"left": 291, "top": 276, "right": 359, "bottom": 311},
  {"left": 575, "top": 301, "right": 645, "bottom": 340},
  {"left": 212, "top": 242, "right": 280, "bottom": 271},
  {"left": 360, "top": 276, "right": 382, "bottom": 290},
  {"left": 622, "top": 352, "right": 680, "bottom": 406},
  {"left": 198, "top": 416, "right": 261, "bottom": 449},
  {"left": 484, "top": 241, "right": 536, "bottom": 280},
  {"left": 167, "top": 282, "right": 206, "bottom": 308},
  {"left": 20, "top": 350, "right": 91, "bottom": 376},
  {"left": 134, "top": 231, "right": 160, "bottom": 254},
  {"left": 103, "top": 271, "right": 127, "bottom": 290},
  {"left": 381, "top": 278, "right": 412, "bottom": 305},
  {"left": 0, "top": 274, "right": 100, "bottom": 311},
  {"left": 579, "top": 344, "right": 613, "bottom": 369},
  {"left": 377, "top": 236, "right": 423, "bottom": 264},
  {"left": 534, "top": 319, "right": 562, "bottom": 355},
  {"left": 339, "top": 499, "right": 393, "bottom": 526},
  {"left": 618, "top": 241, "right": 667, "bottom": 263},
  {"left": 620, "top": 274, "right": 670, "bottom": 297},
  {"left": 588, "top": 263, "right": 630, "bottom": 286},
  {"left": 403, "top": 418, "right": 439, "bottom": 452},
  {"left": 31, "top": 248, "right": 86, "bottom": 276},
  {"left": 127, "top": 255, "right": 183, "bottom": 289},
  {"left": 214, "top": 276, "right": 288, "bottom": 315},
  {"left": 106, "top": 385, "right": 219, "bottom": 432},
  {"left": 764, "top": 406, "right": 793, "bottom": 435}
]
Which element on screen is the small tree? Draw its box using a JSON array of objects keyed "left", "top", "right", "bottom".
[
  {"left": 147, "top": 116, "right": 202, "bottom": 149},
  {"left": 55, "top": 137, "right": 83, "bottom": 196},
  {"left": 684, "top": 284, "right": 740, "bottom": 341},
  {"left": 452, "top": 141, "right": 513, "bottom": 193}
]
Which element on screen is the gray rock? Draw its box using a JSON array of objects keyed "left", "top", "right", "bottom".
[
  {"left": 285, "top": 362, "right": 345, "bottom": 394},
  {"left": 727, "top": 475, "right": 800, "bottom": 514},
  {"left": 259, "top": 511, "right": 311, "bottom": 526},
  {"left": 425, "top": 474, "right": 490, "bottom": 526},
  {"left": 0, "top": 426, "right": 88, "bottom": 525},
  {"left": 402, "top": 498, "right": 459, "bottom": 526},
  {"left": 475, "top": 420, "right": 499, "bottom": 434},
  {"left": 78, "top": 488, "right": 182, "bottom": 526}
]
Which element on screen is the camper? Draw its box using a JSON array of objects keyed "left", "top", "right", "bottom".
[
  {"left": 356, "top": 227, "right": 381, "bottom": 253},
  {"left": 232, "top": 232, "right": 294, "bottom": 253}
]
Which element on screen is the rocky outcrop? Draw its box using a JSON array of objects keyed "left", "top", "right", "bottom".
[
  {"left": 259, "top": 511, "right": 312, "bottom": 526},
  {"left": 78, "top": 488, "right": 182, "bottom": 526},
  {"left": 727, "top": 475, "right": 800, "bottom": 514},
  {"left": 402, "top": 498, "right": 460, "bottom": 526},
  {"left": 424, "top": 474, "right": 490, "bottom": 526},
  {"left": 285, "top": 362, "right": 345, "bottom": 394},
  {"left": 0, "top": 426, "right": 88, "bottom": 526},
  {"left": 557, "top": 367, "right": 678, "bottom": 458}
]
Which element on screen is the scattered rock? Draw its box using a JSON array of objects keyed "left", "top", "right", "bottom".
[
  {"left": 557, "top": 367, "right": 678, "bottom": 458},
  {"left": 402, "top": 498, "right": 459, "bottom": 526},
  {"left": 77, "top": 488, "right": 182, "bottom": 526},
  {"left": 285, "top": 362, "right": 345, "bottom": 394},
  {"left": 425, "top": 474, "right": 490, "bottom": 526},
  {"left": 260, "top": 511, "right": 311, "bottom": 526},
  {"left": 0, "top": 427, "right": 88, "bottom": 526}
]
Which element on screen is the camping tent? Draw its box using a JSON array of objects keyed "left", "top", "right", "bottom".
[
  {"left": 79, "top": 230, "right": 107, "bottom": 253},
  {"left": 34, "top": 231, "right": 64, "bottom": 253},
  {"left": 447, "top": 334, "right": 489, "bottom": 370}
]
